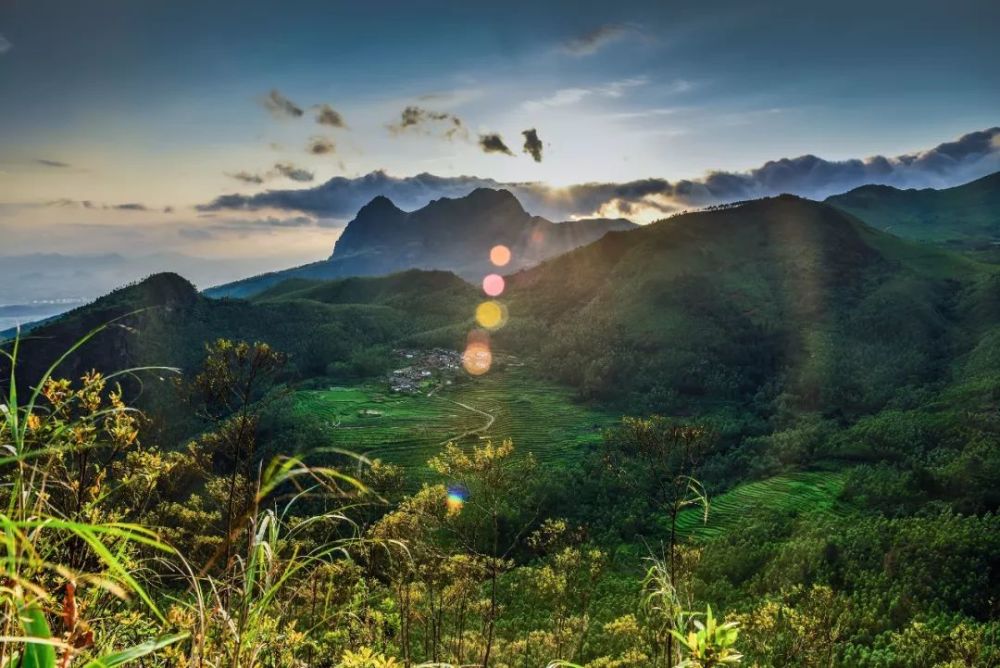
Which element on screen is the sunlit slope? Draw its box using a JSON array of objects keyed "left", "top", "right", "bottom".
[
  {"left": 501, "top": 195, "right": 993, "bottom": 416},
  {"left": 674, "top": 470, "right": 848, "bottom": 539},
  {"left": 827, "top": 170, "right": 1000, "bottom": 248}
]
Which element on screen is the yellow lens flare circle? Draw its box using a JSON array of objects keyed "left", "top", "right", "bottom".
[
  {"left": 462, "top": 342, "right": 492, "bottom": 376},
  {"left": 490, "top": 244, "right": 511, "bottom": 267},
  {"left": 475, "top": 300, "right": 506, "bottom": 330}
]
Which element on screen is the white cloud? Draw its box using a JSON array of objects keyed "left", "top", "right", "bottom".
[
  {"left": 522, "top": 76, "right": 650, "bottom": 110},
  {"left": 0, "top": 35, "right": 12, "bottom": 55}
]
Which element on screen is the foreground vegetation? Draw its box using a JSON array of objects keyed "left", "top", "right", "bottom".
[{"left": 2, "top": 329, "right": 998, "bottom": 667}]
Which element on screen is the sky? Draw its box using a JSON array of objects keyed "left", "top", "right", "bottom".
[{"left": 1, "top": 0, "right": 998, "bottom": 267}]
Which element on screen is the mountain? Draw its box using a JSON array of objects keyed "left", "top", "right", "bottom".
[
  {"left": 5, "top": 270, "right": 478, "bottom": 398},
  {"left": 499, "top": 195, "right": 995, "bottom": 416},
  {"left": 12, "top": 195, "right": 1000, "bottom": 426},
  {"left": 205, "top": 188, "right": 636, "bottom": 298},
  {"left": 826, "top": 171, "right": 1000, "bottom": 250}
]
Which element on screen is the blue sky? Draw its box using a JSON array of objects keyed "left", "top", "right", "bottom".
[{"left": 0, "top": 0, "right": 998, "bottom": 262}]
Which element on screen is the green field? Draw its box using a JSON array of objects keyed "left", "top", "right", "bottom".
[
  {"left": 674, "top": 470, "right": 848, "bottom": 539},
  {"left": 291, "top": 368, "right": 619, "bottom": 475}
]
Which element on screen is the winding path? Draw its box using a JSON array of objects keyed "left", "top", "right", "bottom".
[{"left": 437, "top": 397, "right": 495, "bottom": 445}]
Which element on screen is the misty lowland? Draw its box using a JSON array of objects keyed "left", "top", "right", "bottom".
[{"left": 2, "top": 3, "right": 999, "bottom": 667}]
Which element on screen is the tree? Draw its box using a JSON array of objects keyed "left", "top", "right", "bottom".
[
  {"left": 602, "top": 417, "right": 714, "bottom": 666},
  {"left": 185, "top": 339, "right": 287, "bottom": 570},
  {"left": 429, "top": 439, "right": 540, "bottom": 667}
]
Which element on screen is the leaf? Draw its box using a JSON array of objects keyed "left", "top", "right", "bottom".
[
  {"left": 82, "top": 632, "right": 188, "bottom": 668},
  {"left": 19, "top": 605, "right": 57, "bottom": 668}
]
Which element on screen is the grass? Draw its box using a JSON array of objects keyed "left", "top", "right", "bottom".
[
  {"left": 290, "top": 367, "right": 618, "bottom": 476},
  {"left": 674, "top": 470, "right": 848, "bottom": 539}
]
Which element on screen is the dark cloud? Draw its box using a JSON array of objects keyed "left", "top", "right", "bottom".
[
  {"left": 388, "top": 106, "right": 465, "bottom": 139},
  {"left": 308, "top": 136, "right": 336, "bottom": 155},
  {"left": 197, "top": 127, "right": 1000, "bottom": 223},
  {"left": 47, "top": 198, "right": 94, "bottom": 209},
  {"left": 561, "top": 24, "right": 632, "bottom": 56},
  {"left": 315, "top": 104, "right": 346, "bottom": 128},
  {"left": 522, "top": 129, "right": 543, "bottom": 162},
  {"left": 163, "top": 206, "right": 175, "bottom": 214},
  {"left": 36, "top": 159, "right": 70, "bottom": 168},
  {"left": 261, "top": 89, "right": 304, "bottom": 118},
  {"left": 198, "top": 170, "right": 506, "bottom": 218},
  {"left": 479, "top": 133, "right": 513, "bottom": 156},
  {"left": 229, "top": 171, "right": 266, "bottom": 185},
  {"left": 113, "top": 203, "right": 148, "bottom": 211},
  {"left": 273, "top": 162, "right": 314, "bottom": 182}
]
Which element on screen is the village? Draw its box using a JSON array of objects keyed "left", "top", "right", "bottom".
[{"left": 386, "top": 348, "right": 464, "bottom": 394}]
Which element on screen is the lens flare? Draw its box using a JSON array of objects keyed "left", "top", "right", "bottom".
[
  {"left": 482, "top": 273, "right": 505, "bottom": 297},
  {"left": 462, "top": 341, "right": 492, "bottom": 375},
  {"left": 467, "top": 328, "right": 490, "bottom": 346},
  {"left": 446, "top": 485, "right": 466, "bottom": 513},
  {"left": 490, "top": 245, "right": 511, "bottom": 267},
  {"left": 475, "top": 300, "right": 505, "bottom": 330}
]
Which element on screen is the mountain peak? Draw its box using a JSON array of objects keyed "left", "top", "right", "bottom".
[{"left": 357, "top": 195, "right": 404, "bottom": 217}]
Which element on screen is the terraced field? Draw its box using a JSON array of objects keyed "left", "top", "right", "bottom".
[
  {"left": 291, "top": 368, "right": 618, "bottom": 476},
  {"left": 674, "top": 470, "right": 848, "bottom": 539}
]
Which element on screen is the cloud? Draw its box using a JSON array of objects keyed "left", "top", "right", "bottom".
[
  {"left": 45, "top": 199, "right": 156, "bottom": 212},
  {"left": 478, "top": 133, "right": 514, "bottom": 156},
  {"left": 229, "top": 171, "right": 266, "bottom": 184},
  {"left": 522, "top": 129, "right": 543, "bottom": 162},
  {"left": 197, "top": 126, "right": 1000, "bottom": 224},
  {"left": 522, "top": 76, "right": 648, "bottom": 110},
  {"left": 0, "top": 35, "right": 10, "bottom": 55},
  {"left": 388, "top": 106, "right": 466, "bottom": 139},
  {"left": 315, "top": 104, "right": 346, "bottom": 128},
  {"left": 561, "top": 24, "right": 633, "bottom": 56},
  {"left": 273, "top": 162, "right": 314, "bottom": 182},
  {"left": 307, "top": 136, "right": 336, "bottom": 155},
  {"left": 223, "top": 215, "right": 315, "bottom": 228},
  {"left": 261, "top": 89, "right": 304, "bottom": 118},
  {"left": 36, "top": 159, "right": 70, "bottom": 168},
  {"left": 178, "top": 215, "right": 329, "bottom": 241}
]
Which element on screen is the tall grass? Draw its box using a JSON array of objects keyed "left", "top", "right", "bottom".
[
  {"left": 0, "top": 326, "right": 370, "bottom": 667},
  {"left": 0, "top": 325, "right": 187, "bottom": 666}
]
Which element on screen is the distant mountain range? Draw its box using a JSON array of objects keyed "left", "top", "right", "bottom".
[
  {"left": 827, "top": 170, "right": 1000, "bottom": 249},
  {"left": 205, "top": 188, "right": 636, "bottom": 298}
]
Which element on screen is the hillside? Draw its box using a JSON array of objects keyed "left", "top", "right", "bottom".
[
  {"left": 205, "top": 188, "right": 635, "bottom": 298},
  {"left": 827, "top": 170, "right": 1000, "bottom": 250},
  {"left": 499, "top": 195, "right": 994, "bottom": 417},
  {"left": 5, "top": 270, "right": 479, "bottom": 394}
]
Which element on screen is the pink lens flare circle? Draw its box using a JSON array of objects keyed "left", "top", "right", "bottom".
[{"left": 482, "top": 274, "right": 505, "bottom": 297}]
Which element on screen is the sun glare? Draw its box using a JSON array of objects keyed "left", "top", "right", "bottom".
[
  {"left": 490, "top": 245, "right": 511, "bottom": 267},
  {"left": 483, "top": 273, "right": 505, "bottom": 297}
]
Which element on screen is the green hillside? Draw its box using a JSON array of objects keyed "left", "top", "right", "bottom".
[
  {"left": 827, "top": 170, "right": 1000, "bottom": 251},
  {"left": 500, "top": 195, "right": 994, "bottom": 418}
]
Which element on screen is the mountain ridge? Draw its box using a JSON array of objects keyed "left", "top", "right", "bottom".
[
  {"left": 826, "top": 170, "right": 1000, "bottom": 251},
  {"left": 205, "top": 188, "right": 636, "bottom": 299}
]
